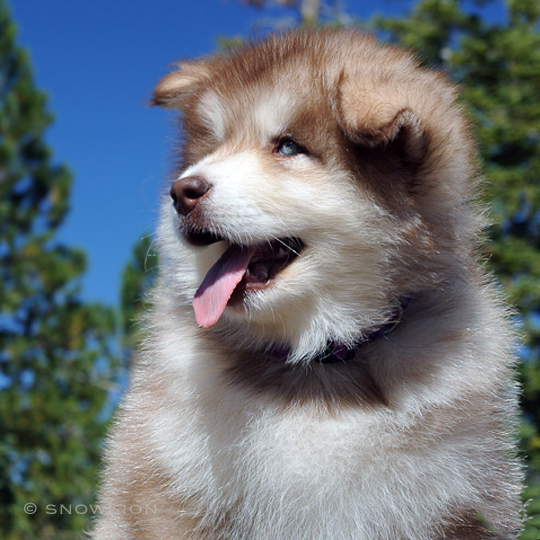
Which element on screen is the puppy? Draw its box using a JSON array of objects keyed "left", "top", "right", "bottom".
[{"left": 92, "top": 29, "right": 523, "bottom": 539}]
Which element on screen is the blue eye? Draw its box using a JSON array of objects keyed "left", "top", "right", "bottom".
[{"left": 277, "top": 139, "right": 304, "bottom": 156}]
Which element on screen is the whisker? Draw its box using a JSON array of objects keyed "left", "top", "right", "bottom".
[{"left": 275, "top": 237, "right": 302, "bottom": 257}]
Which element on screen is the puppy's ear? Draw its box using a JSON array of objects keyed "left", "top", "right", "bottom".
[
  {"left": 151, "top": 62, "right": 209, "bottom": 109},
  {"left": 337, "top": 75, "right": 427, "bottom": 164}
]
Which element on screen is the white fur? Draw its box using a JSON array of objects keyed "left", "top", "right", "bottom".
[{"left": 198, "top": 91, "right": 226, "bottom": 142}]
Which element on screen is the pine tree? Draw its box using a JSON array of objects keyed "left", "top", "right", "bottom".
[{"left": 0, "top": 2, "right": 118, "bottom": 537}]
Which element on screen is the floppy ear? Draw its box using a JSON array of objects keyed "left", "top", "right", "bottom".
[
  {"left": 151, "top": 61, "right": 210, "bottom": 108},
  {"left": 337, "top": 74, "right": 427, "bottom": 164}
]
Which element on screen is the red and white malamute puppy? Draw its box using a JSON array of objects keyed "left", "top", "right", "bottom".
[{"left": 93, "top": 29, "right": 523, "bottom": 539}]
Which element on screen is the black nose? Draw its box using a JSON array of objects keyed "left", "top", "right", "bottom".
[{"left": 170, "top": 176, "right": 211, "bottom": 215}]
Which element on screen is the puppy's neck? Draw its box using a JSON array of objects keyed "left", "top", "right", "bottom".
[{"left": 269, "top": 296, "right": 411, "bottom": 365}]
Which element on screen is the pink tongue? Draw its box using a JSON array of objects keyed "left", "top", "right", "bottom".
[{"left": 193, "top": 245, "right": 256, "bottom": 328}]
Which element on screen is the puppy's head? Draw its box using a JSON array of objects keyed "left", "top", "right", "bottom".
[{"left": 153, "top": 29, "right": 478, "bottom": 362}]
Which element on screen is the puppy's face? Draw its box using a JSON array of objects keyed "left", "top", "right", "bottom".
[{"left": 153, "top": 31, "right": 473, "bottom": 360}]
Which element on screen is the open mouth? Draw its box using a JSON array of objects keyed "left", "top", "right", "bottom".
[
  {"left": 186, "top": 228, "right": 304, "bottom": 328},
  {"left": 184, "top": 227, "right": 222, "bottom": 247},
  {"left": 243, "top": 237, "right": 304, "bottom": 287}
]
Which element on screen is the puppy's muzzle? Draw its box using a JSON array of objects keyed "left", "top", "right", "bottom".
[{"left": 170, "top": 176, "right": 211, "bottom": 215}]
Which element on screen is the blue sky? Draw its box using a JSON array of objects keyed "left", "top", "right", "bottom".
[{"left": 8, "top": 0, "right": 504, "bottom": 307}]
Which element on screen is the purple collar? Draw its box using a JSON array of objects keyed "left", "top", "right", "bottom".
[{"left": 270, "top": 297, "right": 410, "bottom": 364}]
